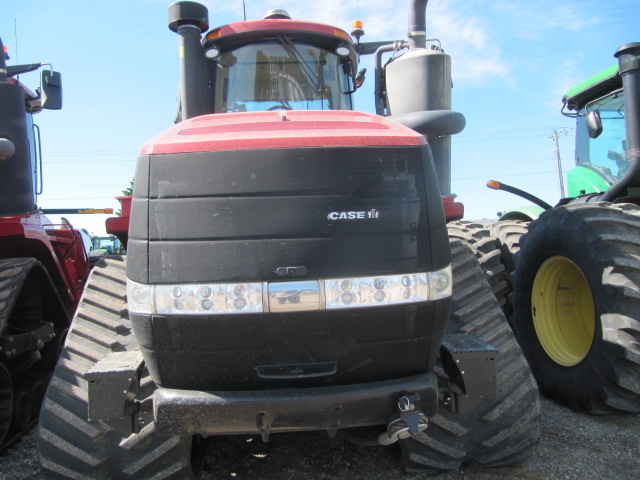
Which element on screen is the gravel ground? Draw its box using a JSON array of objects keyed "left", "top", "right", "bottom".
[{"left": 2, "top": 396, "right": 638, "bottom": 480}]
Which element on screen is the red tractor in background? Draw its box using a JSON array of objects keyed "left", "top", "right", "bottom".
[{"left": 0, "top": 38, "right": 112, "bottom": 450}]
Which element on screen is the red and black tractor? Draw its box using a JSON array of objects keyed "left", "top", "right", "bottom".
[
  {"left": 0, "top": 37, "right": 112, "bottom": 450},
  {"left": 38, "top": 2, "right": 540, "bottom": 478}
]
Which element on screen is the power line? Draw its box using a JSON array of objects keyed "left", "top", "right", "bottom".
[
  {"left": 454, "top": 157, "right": 554, "bottom": 167},
  {"left": 46, "top": 149, "right": 137, "bottom": 154},
  {"left": 46, "top": 159, "right": 135, "bottom": 164},
  {"left": 38, "top": 196, "right": 118, "bottom": 201},
  {"left": 454, "top": 134, "right": 552, "bottom": 144},
  {"left": 46, "top": 152, "right": 135, "bottom": 156},
  {"left": 457, "top": 126, "right": 574, "bottom": 137},
  {"left": 453, "top": 171, "right": 556, "bottom": 181},
  {"left": 45, "top": 185, "right": 124, "bottom": 190},
  {"left": 454, "top": 127, "right": 574, "bottom": 144}
]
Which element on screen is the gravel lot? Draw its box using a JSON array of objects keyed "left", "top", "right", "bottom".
[{"left": 2, "top": 395, "right": 638, "bottom": 480}]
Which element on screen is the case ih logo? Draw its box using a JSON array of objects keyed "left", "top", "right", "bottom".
[{"left": 327, "top": 209, "right": 380, "bottom": 220}]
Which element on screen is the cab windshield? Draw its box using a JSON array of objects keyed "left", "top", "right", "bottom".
[
  {"left": 211, "top": 39, "right": 353, "bottom": 113},
  {"left": 576, "top": 91, "right": 626, "bottom": 181}
]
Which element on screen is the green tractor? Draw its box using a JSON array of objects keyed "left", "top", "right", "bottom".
[{"left": 485, "top": 43, "right": 640, "bottom": 413}]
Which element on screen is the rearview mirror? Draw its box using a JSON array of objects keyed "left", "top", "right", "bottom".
[
  {"left": 390, "top": 110, "right": 466, "bottom": 136},
  {"left": 586, "top": 110, "right": 602, "bottom": 139},
  {"left": 40, "top": 70, "right": 62, "bottom": 110}
]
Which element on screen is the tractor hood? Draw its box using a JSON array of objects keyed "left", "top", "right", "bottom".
[
  {"left": 128, "top": 110, "right": 448, "bottom": 285},
  {"left": 140, "top": 110, "right": 426, "bottom": 154}
]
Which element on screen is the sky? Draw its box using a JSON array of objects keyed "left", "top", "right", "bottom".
[{"left": 2, "top": 0, "right": 638, "bottom": 235}]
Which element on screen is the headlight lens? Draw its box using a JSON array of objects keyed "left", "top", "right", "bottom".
[
  {"left": 324, "top": 273, "right": 428, "bottom": 310},
  {"left": 430, "top": 264, "right": 452, "bottom": 300},
  {"left": 127, "top": 280, "right": 263, "bottom": 315}
]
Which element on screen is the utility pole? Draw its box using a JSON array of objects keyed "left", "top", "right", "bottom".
[{"left": 549, "top": 129, "right": 567, "bottom": 198}]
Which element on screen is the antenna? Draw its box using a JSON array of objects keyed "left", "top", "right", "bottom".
[
  {"left": 14, "top": 19, "right": 19, "bottom": 64},
  {"left": 243, "top": 0, "right": 247, "bottom": 21}
]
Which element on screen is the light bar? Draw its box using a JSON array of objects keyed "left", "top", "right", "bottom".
[
  {"left": 127, "top": 265, "right": 451, "bottom": 315},
  {"left": 325, "top": 273, "right": 428, "bottom": 310},
  {"left": 128, "top": 281, "right": 263, "bottom": 315}
]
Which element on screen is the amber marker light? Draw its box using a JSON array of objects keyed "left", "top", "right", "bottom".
[{"left": 205, "top": 29, "right": 222, "bottom": 42}]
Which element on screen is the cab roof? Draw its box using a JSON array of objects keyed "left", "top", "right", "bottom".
[
  {"left": 205, "top": 18, "right": 354, "bottom": 46},
  {"left": 563, "top": 65, "right": 621, "bottom": 111}
]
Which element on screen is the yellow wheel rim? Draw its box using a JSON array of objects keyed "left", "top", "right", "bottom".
[{"left": 531, "top": 256, "right": 596, "bottom": 366}]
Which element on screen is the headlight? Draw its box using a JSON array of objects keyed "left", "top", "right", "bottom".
[
  {"left": 127, "top": 280, "right": 263, "bottom": 315},
  {"left": 324, "top": 273, "right": 429, "bottom": 310},
  {"left": 128, "top": 281, "right": 153, "bottom": 314},
  {"left": 429, "top": 264, "right": 452, "bottom": 301}
]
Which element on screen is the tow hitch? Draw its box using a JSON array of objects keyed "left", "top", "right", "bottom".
[{"left": 378, "top": 393, "right": 428, "bottom": 445}]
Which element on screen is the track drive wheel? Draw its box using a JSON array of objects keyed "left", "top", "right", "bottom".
[
  {"left": 37, "top": 257, "right": 197, "bottom": 479},
  {"left": 510, "top": 203, "right": 640, "bottom": 413},
  {"left": 0, "top": 363, "right": 13, "bottom": 446},
  {"left": 447, "top": 221, "right": 507, "bottom": 307},
  {"left": 399, "top": 239, "right": 540, "bottom": 472}
]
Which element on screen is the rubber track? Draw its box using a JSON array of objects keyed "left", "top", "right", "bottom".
[
  {"left": 37, "top": 257, "right": 194, "bottom": 479},
  {"left": 0, "top": 258, "right": 67, "bottom": 452},
  {"left": 0, "top": 258, "right": 37, "bottom": 329},
  {"left": 447, "top": 221, "right": 508, "bottom": 307},
  {"left": 399, "top": 239, "right": 540, "bottom": 472},
  {"left": 510, "top": 202, "right": 640, "bottom": 413},
  {"left": 0, "top": 259, "right": 36, "bottom": 448}
]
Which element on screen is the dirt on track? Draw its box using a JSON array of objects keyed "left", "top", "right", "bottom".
[{"left": 2, "top": 396, "right": 639, "bottom": 480}]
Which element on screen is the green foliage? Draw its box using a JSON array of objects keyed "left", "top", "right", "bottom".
[
  {"left": 122, "top": 178, "right": 134, "bottom": 196},
  {"left": 117, "top": 177, "right": 134, "bottom": 216}
]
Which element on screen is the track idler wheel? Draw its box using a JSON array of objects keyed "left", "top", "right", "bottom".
[
  {"left": 38, "top": 327, "right": 68, "bottom": 373},
  {"left": 12, "top": 389, "right": 32, "bottom": 432},
  {"left": 23, "top": 379, "right": 46, "bottom": 416},
  {"left": 0, "top": 364, "right": 13, "bottom": 445}
]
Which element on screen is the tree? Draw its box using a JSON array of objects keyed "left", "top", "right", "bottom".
[{"left": 116, "top": 177, "right": 134, "bottom": 217}]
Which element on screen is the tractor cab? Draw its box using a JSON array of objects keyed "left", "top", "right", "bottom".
[
  {"left": 564, "top": 67, "right": 628, "bottom": 197},
  {"left": 203, "top": 12, "right": 358, "bottom": 113},
  {"left": 172, "top": 7, "right": 359, "bottom": 120}
]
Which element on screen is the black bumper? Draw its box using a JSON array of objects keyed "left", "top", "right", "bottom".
[{"left": 153, "top": 372, "right": 438, "bottom": 436}]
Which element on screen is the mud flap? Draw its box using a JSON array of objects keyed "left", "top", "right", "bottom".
[
  {"left": 440, "top": 333, "right": 498, "bottom": 413},
  {"left": 85, "top": 350, "right": 147, "bottom": 435}
]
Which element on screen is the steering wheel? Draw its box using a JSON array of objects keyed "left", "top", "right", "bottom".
[{"left": 267, "top": 105, "right": 293, "bottom": 111}]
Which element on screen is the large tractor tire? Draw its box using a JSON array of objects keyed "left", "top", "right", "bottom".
[
  {"left": 510, "top": 203, "right": 640, "bottom": 413},
  {"left": 488, "top": 220, "right": 529, "bottom": 315},
  {"left": 447, "top": 221, "right": 507, "bottom": 307},
  {"left": 488, "top": 220, "right": 528, "bottom": 274},
  {"left": 399, "top": 239, "right": 540, "bottom": 472},
  {"left": 37, "top": 257, "right": 196, "bottom": 479}
]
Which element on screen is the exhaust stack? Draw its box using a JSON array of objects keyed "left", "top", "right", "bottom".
[
  {"left": 602, "top": 42, "right": 640, "bottom": 201},
  {"left": 168, "top": 1, "right": 209, "bottom": 121},
  {"left": 407, "top": 0, "right": 428, "bottom": 49},
  {"left": 384, "top": 0, "right": 462, "bottom": 195}
]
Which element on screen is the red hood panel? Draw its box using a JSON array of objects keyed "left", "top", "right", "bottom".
[{"left": 140, "top": 111, "right": 425, "bottom": 154}]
